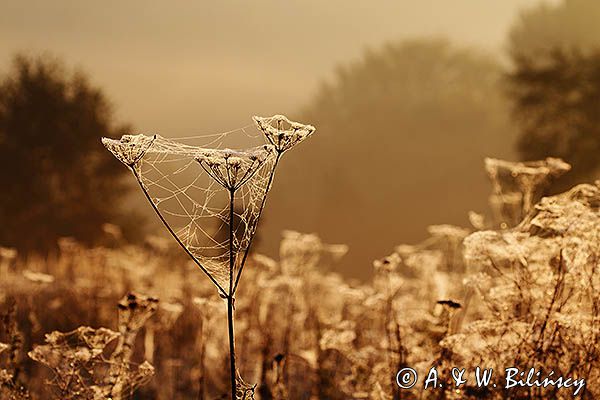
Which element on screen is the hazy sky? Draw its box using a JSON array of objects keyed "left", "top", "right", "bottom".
[{"left": 1, "top": 0, "right": 551, "bottom": 135}]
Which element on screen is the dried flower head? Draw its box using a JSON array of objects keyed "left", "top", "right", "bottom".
[
  {"left": 28, "top": 326, "right": 121, "bottom": 399},
  {"left": 117, "top": 293, "right": 159, "bottom": 334},
  {"left": 253, "top": 114, "right": 316, "bottom": 153},
  {"left": 101, "top": 134, "right": 157, "bottom": 167},
  {"left": 28, "top": 326, "right": 120, "bottom": 368},
  {"left": 195, "top": 145, "right": 275, "bottom": 190},
  {"left": 484, "top": 157, "right": 571, "bottom": 224}
]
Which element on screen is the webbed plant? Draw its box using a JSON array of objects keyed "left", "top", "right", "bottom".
[{"left": 102, "top": 115, "right": 315, "bottom": 399}]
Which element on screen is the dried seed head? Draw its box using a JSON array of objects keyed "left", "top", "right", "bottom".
[
  {"left": 253, "top": 114, "right": 316, "bottom": 153},
  {"left": 28, "top": 326, "right": 120, "bottom": 370},
  {"left": 195, "top": 145, "right": 276, "bottom": 190},
  {"left": 117, "top": 293, "right": 159, "bottom": 333},
  {"left": 227, "top": 156, "right": 243, "bottom": 167},
  {"left": 102, "top": 133, "right": 157, "bottom": 167},
  {"left": 205, "top": 156, "right": 224, "bottom": 167},
  {"left": 484, "top": 157, "right": 571, "bottom": 224}
]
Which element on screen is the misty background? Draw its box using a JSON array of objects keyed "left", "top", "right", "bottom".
[{"left": 3, "top": 0, "right": 599, "bottom": 278}]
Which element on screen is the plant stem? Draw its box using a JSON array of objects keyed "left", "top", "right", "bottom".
[
  {"left": 227, "top": 294, "right": 236, "bottom": 399},
  {"left": 228, "top": 188, "right": 237, "bottom": 400}
]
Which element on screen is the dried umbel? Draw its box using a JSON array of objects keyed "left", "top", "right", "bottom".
[
  {"left": 28, "top": 327, "right": 119, "bottom": 368},
  {"left": 117, "top": 293, "right": 159, "bottom": 335},
  {"left": 101, "top": 134, "right": 157, "bottom": 168},
  {"left": 484, "top": 157, "right": 571, "bottom": 227},
  {"left": 195, "top": 145, "right": 276, "bottom": 191},
  {"left": 253, "top": 114, "right": 316, "bottom": 154},
  {"left": 28, "top": 327, "right": 121, "bottom": 399},
  {"left": 28, "top": 322, "right": 154, "bottom": 400}
]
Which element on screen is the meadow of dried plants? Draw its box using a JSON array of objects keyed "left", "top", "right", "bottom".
[
  {"left": 0, "top": 149, "right": 598, "bottom": 399},
  {"left": 3, "top": 1, "right": 600, "bottom": 398}
]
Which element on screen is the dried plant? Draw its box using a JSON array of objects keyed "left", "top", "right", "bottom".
[
  {"left": 0, "top": 301, "right": 30, "bottom": 400},
  {"left": 2, "top": 156, "right": 599, "bottom": 399},
  {"left": 27, "top": 293, "right": 157, "bottom": 400},
  {"left": 484, "top": 157, "right": 570, "bottom": 228},
  {"left": 102, "top": 114, "right": 315, "bottom": 399}
]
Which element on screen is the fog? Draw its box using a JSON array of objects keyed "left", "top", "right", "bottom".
[{"left": 0, "top": 0, "right": 556, "bottom": 276}]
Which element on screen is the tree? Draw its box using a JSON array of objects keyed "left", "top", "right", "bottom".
[
  {"left": 507, "top": 49, "right": 600, "bottom": 188},
  {"left": 260, "top": 39, "right": 515, "bottom": 277},
  {"left": 507, "top": 0, "right": 600, "bottom": 187},
  {"left": 0, "top": 54, "right": 140, "bottom": 252},
  {"left": 508, "top": 0, "right": 600, "bottom": 61}
]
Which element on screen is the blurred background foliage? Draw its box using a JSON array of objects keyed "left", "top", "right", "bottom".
[
  {"left": 0, "top": 0, "right": 598, "bottom": 276},
  {"left": 507, "top": 0, "right": 600, "bottom": 190},
  {"left": 278, "top": 39, "right": 512, "bottom": 266},
  {"left": 0, "top": 56, "right": 143, "bottom": 253}
]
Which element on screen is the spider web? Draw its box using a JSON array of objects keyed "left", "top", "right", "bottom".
[
  {"left": 136, "top": 136, "right": 276, "bottom": 293},
  {"left": 102, "top": 115, "right": 315, "bottom": 296}
]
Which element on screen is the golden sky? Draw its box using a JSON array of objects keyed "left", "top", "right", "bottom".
[{"left": 0, "top": 0, "right": 551, "bottom": 135}]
